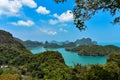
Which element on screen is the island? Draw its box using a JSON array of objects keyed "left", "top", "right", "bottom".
[
  {"left": 66, "top": 45, "right": 120, "bottom": 56},
  {"left": 15, "top": 37, "right": 97, "bottom": 49}
]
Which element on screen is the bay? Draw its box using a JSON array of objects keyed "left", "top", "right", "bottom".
[{"left": 30, "top": 47, "right": 107, "bottom": 66}]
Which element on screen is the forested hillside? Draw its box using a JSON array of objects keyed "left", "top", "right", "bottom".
[{"left": 0, "top": 30, "right": 120, "bottom": 80}]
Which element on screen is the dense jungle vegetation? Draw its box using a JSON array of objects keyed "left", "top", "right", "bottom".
[{"left": 0, "top": 30, "right": 120, "bottom": 80}]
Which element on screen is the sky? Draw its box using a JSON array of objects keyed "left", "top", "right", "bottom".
[{"left": 0, "top": 0, "right": 120, "bottom": 44}]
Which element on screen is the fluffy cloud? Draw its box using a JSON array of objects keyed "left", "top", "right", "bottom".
[
  {"left": 0, "top": 0, "right": 37, "bottom": 16},
  {"left": 36, "top": 6, "right": 50, "bottom": 14},
  {"left": 54, "top": 10, "right": 73, "bottom": 22},
  {"left": 40, "top": 28, "right": 57, "bottom": 35},
  {"left": 21, "top": 0, "right": 37, "bottom": 8},
  {"left": 49, "top": 10, "right": 73, "bottom": 25},
  {"left": 11, "top": 20, "right": 35, "bottom": 27}
]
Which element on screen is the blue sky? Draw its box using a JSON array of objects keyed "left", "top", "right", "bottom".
[{"left": 0, "top": 0, "right": 120, "bottom": 44}]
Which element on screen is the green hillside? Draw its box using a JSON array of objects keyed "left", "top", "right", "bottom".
[{"left": 0, "top": 30, "right": 120, "bottom": 80}]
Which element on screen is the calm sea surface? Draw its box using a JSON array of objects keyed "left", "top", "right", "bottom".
[{"left": 30, "top": 47, "right": 107, "bottom": 66}]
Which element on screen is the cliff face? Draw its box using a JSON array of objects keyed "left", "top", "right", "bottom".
[{"left": 75, "top": 38, "right": 97, "bottom": 45}]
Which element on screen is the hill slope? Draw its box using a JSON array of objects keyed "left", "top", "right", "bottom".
[
  {"left": 0, "top": 30, "right": 31, "bottom": 54},
  {"left": 0, "top": 30, "right": 32, "bottom": 65}
]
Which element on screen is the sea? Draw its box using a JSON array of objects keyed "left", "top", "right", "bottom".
[{"left": 30, "top": 47, "right": 107, "bottom": 66}]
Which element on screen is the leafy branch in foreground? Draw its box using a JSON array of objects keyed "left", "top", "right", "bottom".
[{"left": 54, "top": 0, "right": 120, "bottom": 30}]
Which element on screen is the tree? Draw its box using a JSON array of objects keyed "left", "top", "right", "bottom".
[
  {"left": 107, "top": 53, "right": 120, "bottom": 66},
  {"left": 54, "top": 0, "right": 120, "bottom": 30},
  {"left": 85, "top": 65, "right": 110, "bottom": 80},
  {"left": 0, "top": 69, "right": 3, "bottom": 75},
  {"left": 103, "top": 62, "right": 120, "bottom": 80}
]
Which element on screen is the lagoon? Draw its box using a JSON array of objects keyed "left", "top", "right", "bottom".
[{"left": 30, "top": 47, "right": 107, "bottom": 66}]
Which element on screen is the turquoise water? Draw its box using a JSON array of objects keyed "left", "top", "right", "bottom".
[{"left": 30, "top": 47, "right": 107, "bottom": 66}]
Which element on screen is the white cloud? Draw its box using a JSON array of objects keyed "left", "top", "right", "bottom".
[
  {"left": 36, "top": 6, "right": 50, "bottom": 14},
  {"left": 59, "top": 28, "right": 68, "bottom": 32},
  {"left": 21, "top": 0, "right": 37, "bottom": 8},
  {"left": 11, "top": 20, "right": 35, "bottom": 27},
  {"left": 54, "top": 10, "right": 73, "bottom": 22},
  {"left": 40, "top": 28, "right": 57, "bottom": 35},
  {"left": 49, "top": 19, "right": 58, "bottom": 25},
  {"left": 0, "top": 0, "right": 37, "bottom": 16},
  {"left": 49, "top": 10, "right": 73, "bottom": 25}
]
